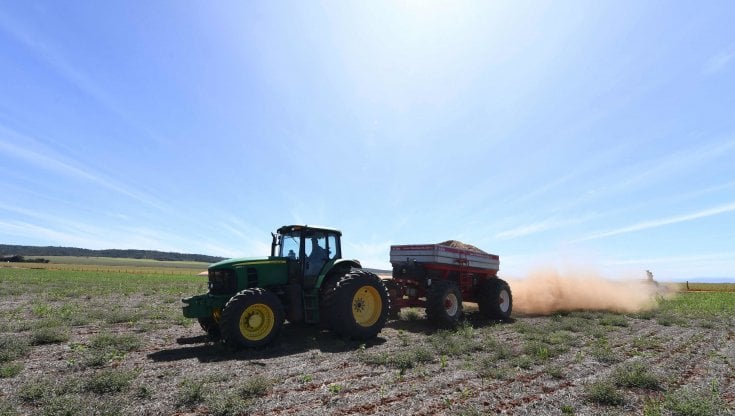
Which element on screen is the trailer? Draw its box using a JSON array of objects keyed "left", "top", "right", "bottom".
[{"left": 386, "top": 242, "right": 512, "bottom": 327}]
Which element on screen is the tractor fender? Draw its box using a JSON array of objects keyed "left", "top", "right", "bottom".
[{"left": 315, "top": 259, "right": 361, "bottom": 289}]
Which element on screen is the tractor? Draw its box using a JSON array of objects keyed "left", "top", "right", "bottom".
[{"left": 182, "top": 225, "right": 389, "bottom": 348}]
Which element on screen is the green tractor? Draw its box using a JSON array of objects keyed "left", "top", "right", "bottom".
[{"left": 182, "top": 225, "right": 390, "bottom": 348}]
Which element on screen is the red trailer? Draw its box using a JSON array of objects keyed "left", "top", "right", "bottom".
[{"left": 385, "top": 242, "right": 512, "bottom": 327}]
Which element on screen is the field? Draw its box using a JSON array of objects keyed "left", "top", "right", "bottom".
[
  {"left": 4, "top": 257, "right": 209, "bottom": 275},
  {"left": 0, "top": 263, "right": 733, "bottom": 416}
]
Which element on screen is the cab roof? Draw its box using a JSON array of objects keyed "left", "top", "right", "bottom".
[{"left": 277, "top": 225, "right": 342, "bottom": 236}]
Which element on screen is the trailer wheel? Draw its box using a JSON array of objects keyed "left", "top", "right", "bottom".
[
  {"left": 478, "top": 278, "right": 512, "bottom": 321},
  {"left": 426, "top": 280, "right": 463, "bottom": 328},
  {"left": 221, "top": 288, "right": 284, "bottom": 348},
  {"left": 322, "top": 270, "right": 389, "bottom": 340}
]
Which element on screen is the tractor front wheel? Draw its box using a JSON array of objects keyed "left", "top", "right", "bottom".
[
  {"left": 221, "top": 289, "right": 284, "bottom": 348},
  {"left": 198, "top": 316, "right": 221, "bottom": 341},
  {"left": 477, "top": 278, "right": 513, "bottom": 321},
  {"left": 426, "top": 280, "right": 463, "bottom": 328},
  {"left": 322, "top": 270, "right": 389, "bottom": 340}
]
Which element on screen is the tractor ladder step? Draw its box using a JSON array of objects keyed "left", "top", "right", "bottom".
[{"left": 303, "top": 290, "right": 320, "bottom": 324}]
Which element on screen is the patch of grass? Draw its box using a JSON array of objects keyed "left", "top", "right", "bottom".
[
  {"left": 611, "top": 361, "right": 660, "bottom": 390},
  {"left": 524, "top": 340, "right": 551, "bottom": 361},
  {"left": 478, "top": 357, "right": 509, "bottom": 380},
  {"left": 429, "top": 329, "right": 482, "bottom": 356},
  {"left": 632, "top": 336, "right": 664, "bottom": 351},
  {"left": 545, "top": 365, "right": 564, "bottom": 379},
  {"left": 663, "top": 386, "right": 725, "bottom": 416},
  {"left": 177, "top": 378, "right": 208, "bottom": 407},
  {"left": 97, "top": 309, "right": 141, "bottom": 324},
  {"left": 0, "top": 361, "right": 23, "bottom": 378},
  {"left": 0, "top": 336, "right": 31, "bottom": 363},
  {"left": 328, "top": 383, "right": 342, "bottom": 394},
  {"left": 590, "top": 338, "right": 620, "bottom": 364},
  {"left": 585, "top": 380, "right": 624, "bottom": 406},
  {"left": 206, "top": 391, "right": 251, "bottom": 416},
  {"left": 31, "top": 326, "right": 70, "bottom": 345},
  {"left": 522, "top": 335, "right": 569, "bottom": 363},
  {"left": 41, "top": 395, "right": 81, "bottom": 416},
  {"left": 557, "top": 316, "right": 592, "bottom": 333},
  {"left": 634, "top": 308, "right": 658, "bottom": 320},
  {"left": 656, "top": 313, "right": 687, "bottom": 327},
  {"left": 89, "top": 332, "right": 142, "bottom": 352},
  {"left": 643, "top": 397, "right": 663, "bottom": 416},
  {"left": 32, "top": 303, "right": 53, "bottom": 318},
  {"left": 511, "top": 321, "right": 536, "bottom": 334},
  {"left": 39, "top": 394, "right": 125, "bottom": 416},
  {"left": 360, "top": 346, "right": 434, "bottom": 371},
  {"left": 239, "top": 375, "right": 271, "bottom": 399},
  {"left": 512, "top": 355, "right": 533, "bottom": 370},
  {"left": 82, "top": 350, "right": 116, "bottom": 368},
  {"left": 18, "top": 378, "right": 54, "bottom": 403},
  {"left": 658, "top": 292, "right": 735, "bottom": 318},
  {"left": 85, "top": 369, "right": 137, "bottom": 394},
  {"left": 136, "top": 385, "right": 154, "bottom": 400},
  {"left": 599, "top": 313, "right": 629, "bottom": 327},
  {"left": 561, "top": 404, "right": 575, "bottom": 415},
  {"left": 0, "top": 399, "right": 19, "bottom": 416},
  {"left": 78, "top": 332, "right": 143, "bottom": 368}
]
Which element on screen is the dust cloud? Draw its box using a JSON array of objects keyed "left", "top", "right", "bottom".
[{"left": 506, "top": 266, "right": 677, "bottom": 315}]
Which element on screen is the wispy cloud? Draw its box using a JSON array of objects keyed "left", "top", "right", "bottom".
[
  {"left": 0, "top": 219, "right": 115, "bottom": 249},
  {"left": 575, "top": 202, "right": 735, "bottom": 242},
  {"left": 612, "top": 138, "right": 735, "bottom": 194},
  {"left": 496, "top": 213, "right": 596, "bottom": 240},
  {"left": 605, "top": 252, "right": 735, "bottom": 266},
  {"left": 0, "top": 11, "right": 168, "bottom": 146},
  {"left": 703, "top": 48, "right": 735, "bottom": 75},
  {"left": 0, "top": 125, "right": 167, "bottom": 210}
]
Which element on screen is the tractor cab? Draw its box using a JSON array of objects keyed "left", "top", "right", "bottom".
[{"left": 272, "top": 225, "right": 342, "bottom": 287}]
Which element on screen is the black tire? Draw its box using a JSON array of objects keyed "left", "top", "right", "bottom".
[
  {"left": 198, "top": 316, "right": 221, "bottom": 341},
  {"left": 322, "top": 270, "right": 389, "bottom": 340},
  {"left": 477, "top": 278, "right": 513, "bottom": 321},
  {"left": 382, "top": 279, "right": 401, "bottom": 319},
  {"left": 426, "top": 280, "right": 463, "bottom": 328},
  {"left": 220, "top": 288, "right": 285, "bottom": 348}
]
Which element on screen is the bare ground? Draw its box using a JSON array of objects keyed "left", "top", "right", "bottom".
[{"left": 3, "top": 298, "right": 734, "bottom": 416}]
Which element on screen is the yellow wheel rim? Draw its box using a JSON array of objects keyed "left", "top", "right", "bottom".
[
  {"left": 239, "top": 304, "right": 275, "bottom": 341},
  {"left": 352, "top": 285, "right": 382, "bottom": 327}
]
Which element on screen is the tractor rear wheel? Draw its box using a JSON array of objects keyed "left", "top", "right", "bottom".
[
  {"left": 426, "top": 280, "right": 463, "bottom": 328},
  {"left": 221, "top": 288, "right": 284, "bottom": 348},
  {"left": 382, "top": 279, "right": 401, "bottom": 319},
  {"left": 477, "top": 278, "right": 513, "bottom": 321},
  {"left": 322, "top": 270, "right": 389, "bottom": 340}
]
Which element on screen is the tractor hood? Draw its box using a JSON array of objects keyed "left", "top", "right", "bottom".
[{"left": 208, "top": 256, "right": 283, "bottom": 270}]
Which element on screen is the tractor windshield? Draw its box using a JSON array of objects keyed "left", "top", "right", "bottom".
[{"left": 279, "top": 231, "right": 301, "bottom": 260}]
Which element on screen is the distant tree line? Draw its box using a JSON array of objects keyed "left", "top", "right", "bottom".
[
  {"left": 0, "top": 244, "right": 225, "bottom": 263},
  {"left": 2, "top": 254, "right": 50, "bottom": 263}
]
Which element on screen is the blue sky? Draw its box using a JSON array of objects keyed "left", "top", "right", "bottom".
[{"left": 1, "top": 1, "right": 734, "bottom": 280}]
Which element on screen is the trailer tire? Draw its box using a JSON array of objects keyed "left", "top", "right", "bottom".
[
  {"left": 322, "top": 270, "right": 389, "bottom": 340},
  {"left": 221, "top": 288, "right": 284, "bottom": 348},
  {"left": 478, "top": 278, "right": 512, "bottom": 321},
  {"left": 426, "top": 280, "right": 463, "bottom": 328}
]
